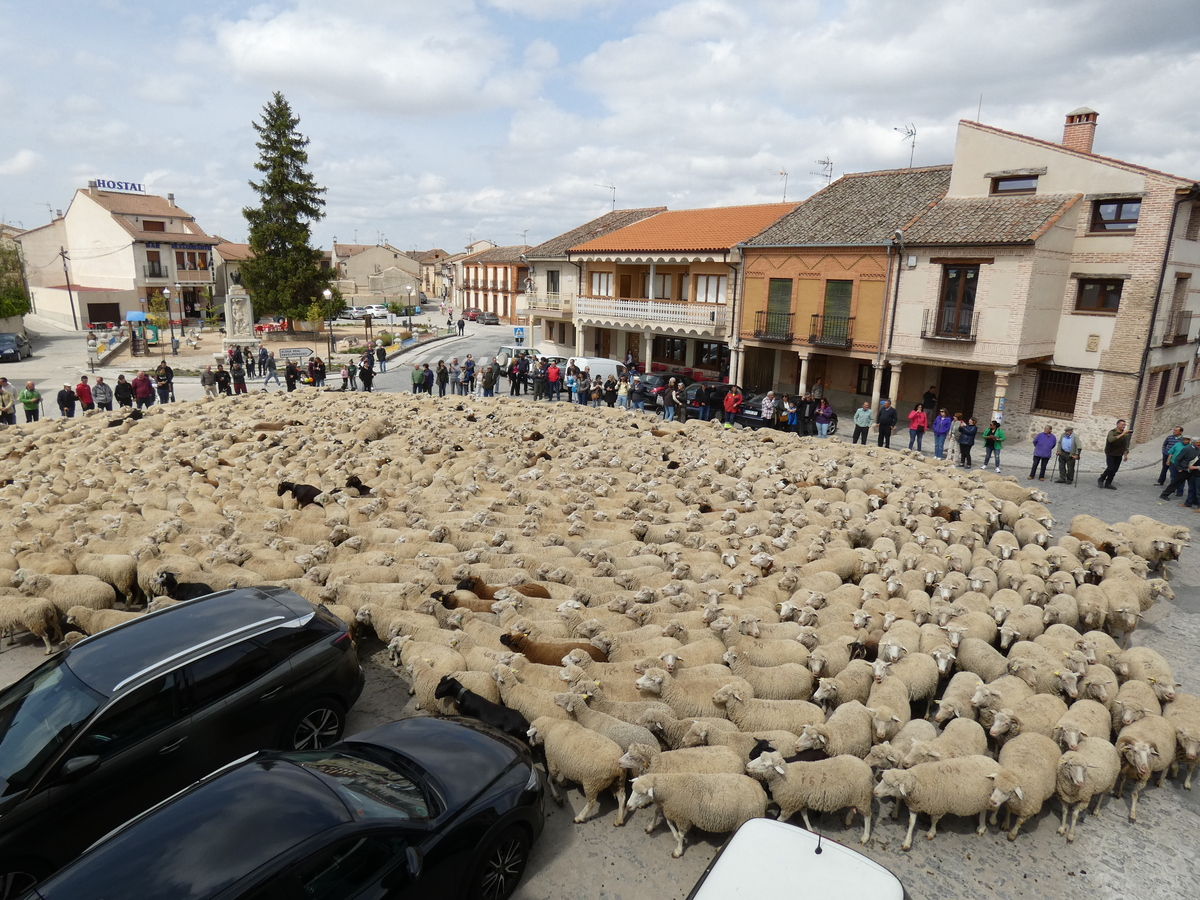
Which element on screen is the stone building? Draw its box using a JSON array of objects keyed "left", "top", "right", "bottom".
[{"left": 458, "top": 245, "right": 529, "bottom": 322}]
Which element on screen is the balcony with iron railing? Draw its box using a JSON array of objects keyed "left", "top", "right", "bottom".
[
  {"left": 809, "top": 314, "right": 854, "bottom": 348},
  {"left": 753, "top": 310, "right": 794, "bottom": 342},
  {"left": 525, "top": 291, "right": 575, "bottom": 314},
  {"left": 1162, "top": 310, "right": 1193, "bottom": 346},
  {"left": 143, "top": 263, "right": 167, "bottom": 280},
  {"left": 921, "top": 308, "right": 980, "bottom": 343},
  {"left": 576, "top": 295, "right": 727, "bottom": 332}
]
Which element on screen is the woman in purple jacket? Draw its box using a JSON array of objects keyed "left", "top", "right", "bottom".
[
  {"left": 1029, "top": 425, "right": 1057, "bottom": 481},
  {"left": 931, "top": 409, "right": 953, "bottom": 459},
  {"left": 815, "top": 399, "right": 833, "bottom": 437}
]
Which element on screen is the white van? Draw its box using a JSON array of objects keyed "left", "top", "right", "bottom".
[{"left": 567, "top": 356, "right": 627, "bottom": 382}]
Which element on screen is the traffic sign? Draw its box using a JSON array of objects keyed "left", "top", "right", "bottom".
[{"left": 279, "top": 347, "right": 314, "bottom": 359}]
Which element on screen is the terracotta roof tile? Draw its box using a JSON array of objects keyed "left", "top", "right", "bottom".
[
  {"left": 215, "top": 242, "right": 253, "bottom": 261},
  {"left": 81, "top": 189, "right": 196, "bottom": 220},
  {"left": 901, "top": 193, "right": 1082, "bottom": 245},
  {"left": 527, "top": 208, "right": 667, "bottom": 258},
  {"left": 747, "top": 166, "right": 951, "bottom": 246},
  {"left": 110, "top": 216, "right": 218, "bottom": 244},
  {"left": 568, "top": 203, "right": 798, "bottom": 254},
  {"left": 461, "top": 245, "right": 530, "bottom": 265},
  {"left": 333, "top": 243, "right": 376, "bottom": 258}
]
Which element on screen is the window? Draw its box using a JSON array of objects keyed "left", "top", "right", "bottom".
[
  {"left": 79, "top": 673, "right": 185, "bottom": 759},
  {"left": 643, "top": 273, "right": 671, "bottom": 300},
  {"left": 856, "top": 362, "right": 873, "bottom": 395},
  {"left": 1156, "top": 371, "right": 1170, "bottom": 407},
  {"left": 695, "top": 275, "right": 726, "bottom": 304},
  {"left": 696, "top": 341, "right": 729, "bottom": 374},
  {"left": 1186, "top": 205, "right": 1200, "bottom": 241},
  {"left": 1033, "top": 369, "right": 1080, "bottom": 415},
  {"left": 1076, "top": 279, "right": 1123, "bottom": 313},
  {"left": 546, "top": 269, "right": 560, "bottom": 294},
  {"left": 590, "top": 272, "right": 613, "bottom": 297},
  {"left": 142, "top": 220, "right": 165, "bottom": 232},
  {"left": 653, "top": 336, "right": 687, "bottom": 362},
  {"left": 1175, "top": 364, "right": 1187, "bottom": 394},
  {"left": 1091, "top": 198, "right": 1141, "bottom": 232},
  {"left": 184, "top": 642, "right": 275, "bottom": 710},
  {"left": 938, "top": 265, "right": 978, "bottom": 335},
  {"left": 767, "top": 279, "right": 792, "bottom": 316},
  {"left": 991, "top": 176, "right": 1038, "bottom": 195},
  {"left": 145, "top": 250, "right": 163, "bottom": 279}
]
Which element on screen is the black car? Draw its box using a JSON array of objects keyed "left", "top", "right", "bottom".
[
  {"left": 735, "top": 394, "right": 839, "bottom": 433},
  {"left": 28, "top": 716, "right": 545, "bottom": 900},
  {"left": 0, "top": 333, "right": 32, "bottom": 362},
  {"left": 639, "top": 372, "right": 695, "bottom": 410},
  {"left": 479, "top": 311, "right": 501, "bottom": 325},
  {"left": 680, "top": 380, "right": 736, "bottom": 418},
  {"left": 0, "top": 587, "right": 363, "bottom": 894}
]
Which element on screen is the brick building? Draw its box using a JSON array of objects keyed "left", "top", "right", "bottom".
[{"left": 458, "top": 245, "right": 529, "bottom": 322}]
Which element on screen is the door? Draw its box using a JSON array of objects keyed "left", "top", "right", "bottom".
[
  {"left": 85, "top": 303, "right": 122, "bottom": 327},
  {"left": 938, "top": 368, "right": 978, "bottom": 419},
  {"left": 619, "top": 274, "right": 632, "bottom": 299},
  {"left": 743, "top": 348, "right": 775, "bottom": 393},
  {"left": 822, "top": 281, "right": 852, "bottom": 343}
]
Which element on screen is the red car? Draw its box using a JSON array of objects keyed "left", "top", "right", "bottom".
[{"left": 463, "top": 308, "right": 483, "bottom": 321}]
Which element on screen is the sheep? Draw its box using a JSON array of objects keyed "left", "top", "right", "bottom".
[
  {"left": 745, "top": 751, "right": 874, "bottom": 845},
  {"left": 722, "top": 645, "right": 813, "bottom": 701},
  {"left": 793, "top": 700, "right": 874, "bottom": 758},
  {"left": 277, "top": 481, "right": 326, "bottom": 508},
  {"left": 805, "top": 638, "right": 858, "bottom": 678},
  {"left": 16, "top": 571, "right": 117, "bottom": 613},
  {"left": 711, "top": 684, "right": 825, "bottom": 735},
  {"left": 499, "top": 631, "right": 606, "bottom": 665},
  {"left": 636, "top": 708, "right": 737, "bottom": 750},
  {"left": 865, "top": 675, "right": 911, "bottom": 742},
  {"left": 527, "top": 716, "right": 627, "bottom": 824},
  {"left": 617, "top": 741, "right": 744, "bottom": 779},
  {"left": 989, "top": 694, "right": 1068, "bottom": 744},
  {"left": 554, "top": 692, "right": 658, "bottom": 752},
  {"left": 1053, "top": 699, "right": 1112, "bottom": 751},
  {"left": 457, "top": 573, "right": 552, "bottom": 600},
  {"left": 1041, "top": 593, "right": 1080, "bottom": 630},
  {"left": 678, "top": 722, "right": 801, "bottom": 763},
  {"left": 873, "top": 755, "right": 1002, "bottom": 850},
  {"left": 972, "top": 676, "right": 1035, "bottom": 730},
  {"left": 0, "top": 595, "right": 62, "bottom": 654},
  {"left": 1056, "top": 737, "right": 1121, "bottom": 842},
  {"left": 434, "top": 675, "right": 528, "bottom": 743},
  {"left": 902, "top": 718, "right": 988, "bottom": 767},
  {"left": 1079, "top": 664, "right": 1120, "bottom": 713},
  {"left": 64, "top": 605, "right": 142, "bottom": 636},
  {"left": 492, "top": 665, "right": 569, "bottom": 723},
  {"left": 943, "top": 611, "right": 999, "bottom": 648},
  {"left": 62, "top": 548, "right": 141, "bottom": 606},
  {"left": 1163, "top": 693, "right": 1200, "bottom": 789},
  {"left": 986, "top": 733, "right": 1062, "bottom": 839},
  {"left": 863, "top": 719, "right": 938, "bottom": 773},
  {"left": 1113, "top": 680, "right": 1162, "bottom": 731},
  {"left": 1123, "top": 646, "right": 1179, "bottom": 703},
  {"left": 810, "top": 659, "right": 875, "bottom": 710},
  {"left": 1115, "top": 715, "right": 1178, "bottom": 821},
  {"left": 152, "top": 570, "right": 215, "bottom": 602},
  {"left": 626, "top": 772, "right": 768, "bottom": 857},
  {"left": 636, "top": 668, "right": 752, "bottom": 721},
  {"left": 954, "top": 637, "right": 1009, "bottom": 683},
  {"left": 998, "top": 604, "right": 1046, "bottom": 649},
  {"left": 870, "top": 653, "right": 940, "bottom": 707},
  {"left": 934, "top": 672, "right": 983, "bottom": 724}
]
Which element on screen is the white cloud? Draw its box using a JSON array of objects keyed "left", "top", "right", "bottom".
[
  {"left": 486, "top": 0, "right": 621, "bottom": 21},
  {"left": 0, "top": 150, "right": 39, "bottom": 176}
]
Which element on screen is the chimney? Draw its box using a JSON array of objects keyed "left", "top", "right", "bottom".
[
  {"left": 1062, "top": 107, "right": 1098, "bottom": 154},
  {"left": 87, "top": 180, "right": 97, "bottom": 196},
  {"left": 167, "top": 193, "right": 175, "bottom": 207}
]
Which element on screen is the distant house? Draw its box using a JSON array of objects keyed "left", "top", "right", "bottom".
[
  {"left": 332, "top": 243, "right": 420, "bottom": 304},
  {"left": 458, "top": 245, "right": 529, "bottom": 322}
]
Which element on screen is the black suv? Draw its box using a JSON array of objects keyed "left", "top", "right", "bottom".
[{"left": 0, "top": 587, "right": 363, "bottom": 894}]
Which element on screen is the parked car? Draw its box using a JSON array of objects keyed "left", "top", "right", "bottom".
[
  {"left": 0, "top": 332, "right": 33, "bottom": 361},
  {"left": 735, "top": 394, "right": 839, "bottom": 433},
  {"left": 686, "top": 818, "right": 905, "bottom": 900},
  {"left": 0, "top": 587, "right": 363, "bottom": 893},
  {"left": 348, "top": 304, "right": 390, "bottom": 320},
  {"left": 679, "top": 380, "right": 735, "bottom": 417},
  {"left": 638, "top": 372, "right": 695, "bottom": 410},
  {"left": 479, "top": 311, "right": 501, "bottom": 325},
  {"left": 463, "top": 308, "right": 483, "bottom": 321},
  {"left": 27, "top": 716, "right": 545, "bottom": 900}
]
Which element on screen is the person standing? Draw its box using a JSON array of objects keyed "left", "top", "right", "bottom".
[
  {"left": 457, "top": 316, "right": 466, "bottom": 336},
  {"left": 376, "top": 344, "right": 387, "bottom": 373},
  {"left": 851, "top": 401, "right": 872, "bottom": 444},
  {"left": 616, "top": 376, "right": 629, "bottom": 409},
  {"left": 263, "top": 352, "right": 281, "bottom": 387},
  {"left": 91, "top": 376, "right": 113, "bottom": 412},
  {"left": 784, "top": 395, "right": 798, "bottom": 432},
  {"left": 661, "top": 379, "right": 677, "bottom": 421},
  {"left": 518, "top": 354, "right": 530, "bottom": 395},
  {"left": 981, "top": 420, "right": 1005, "bottom": 471},
  {"left": 907, "top": 404, "right": 928, "bottom": 451},
  {"left": 723, "top": 386, "right": 743, "bottom": 428},
  {"left": 359, "top": 362, "right": 374, "bottom": 393},
  {"left": 629, "top": 376, "right": 646, "bottom": 411},
  {"left": 214, "top": 365, "right": 232, "bottom": 396},
  {"left": 1159, "top": 436, "right": 1199, "bottom": 502},
  {"left": 258, "top": 346, "right": 269, "bottom": 377},
  {"left": 410, "top": 364, "right": 424, "bottom": 393},
  {"left": 201, "top": 366, "right": 218, "bottom": 398},
  {"left": 1165, "top": 432, "right": 1192, "bottom": 497},
  {"left": 603, "top": 376, "right": 617, "bottom": 408},
  {"left": 695, "top": 383, "right": 711, "bottom": 422},
  {"left": 154, "top": 361, "right": 174, "bottom": 404},
  {"left": 436, "top": 360, "right": 449, "bottom": 397},
  {"left": 481, "top": 365, "right": 495, "bottom": 397},
  {"left": 75, "top": 376, "right": 94, "bottom": 412},
  {"left": 17, "top": 381, "right": 40, "bottom": 423},
  {"left": 314, "top": 357, "right": 326, "bottom": 388},
  {"left": 958, "top": 417, "right": 978, "bottom": 468},
  {"left": 1098, "top": 418, "right": 1131, "bottom": 489},
  {"left": 931, "top": 409, "right": 953, "bottom": 459},
  {"left": 422, "top": 363, "right": 434, "bottom": 394},
  {"left": 708, "top": 385, "right": 724, "bottom": 423},
  {"left": 448, "top": 358, "right": 461, "bottom": 395},
  {"left": 1028, "top": 425, "right": 1057, "bottom": 481},
  {"left": 922, "top": 384, "right": 938, "bottom": 411},
  {"left": 114, "top": 375, "right": 133, "bottom": 408},
  {"left": 876, "top": 399, "right": 898, "bottom": 448},
  {"left": 811, "top": 378, "right": 824, "bottom": 400},
  {"left": 949, "top": 413, "right": 964, "bottom": 464},
  {"left": 57, "top": 383, "right": 77, "bottom": 418},
  {"left": 815, "top": 398, "right": 833, "bottom": 437},
  {"left": 760, "top": 391, "right": 777, "bottom": 429},
  {"left": 798, "top": 392, "right": 816, "bottom": 436},
  {"left": 132, "top": 371, "right": 155, "bottom": 408},
  {"left": 0, "top": 377, "right": 14, "bottom": 425},
  {"left": 339, "top": 363, "right": 350, "bottom": 391},
  {"left": 231, "top": 360, "right": 247, "bottom": 395},
  {"left": 1157, "top": 426, "right": 1184, "bottom": 486},
  {"left": 284, "top": 360, "right": 299, "bottom": 392},
  {"left": 244, "top": 348, "right": 257, "bottom": 377},
  {"left": 1056, "top": 426, "right": 1081, "bottom": 483},
  {"left": 546, "top": 361, "right": 560, "bottom": 401}
]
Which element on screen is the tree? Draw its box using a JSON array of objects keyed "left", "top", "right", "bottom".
[
  {"left": 240, "top": 92, "right": 334, "bottom": 324},
  {"left": 0, "top": 243, "right": 31, "bottom": 319}
]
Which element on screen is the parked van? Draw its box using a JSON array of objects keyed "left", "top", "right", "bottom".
[{"left": 567, "top": 356, "right": 628, "bottom": 381}]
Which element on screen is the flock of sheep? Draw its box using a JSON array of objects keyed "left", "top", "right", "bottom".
[{"left": 0, "top": 390, "right": 1196, "bottom": 864}]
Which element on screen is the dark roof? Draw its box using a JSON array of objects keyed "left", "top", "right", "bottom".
[
  {"left": 65, "top": 588, "right": 311, "bottom": 695},
  {"left": 81, "top": 189, "right": 196, "bottom": 219},
  {"left": 746, "top": 166, "right": 952, "bottom": 246},
  {"left": 901, "top": 193, "right": 1082, "bottom": 245},
  {"left": 461, "top": 245, "right": 530, "bottom": 265},
  {"left": 527, "top": 208, "right": 667, "bottom": 258}
]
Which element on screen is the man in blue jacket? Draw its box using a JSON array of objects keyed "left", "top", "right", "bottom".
[{"left": 876, "top": 399, "right": 898, "bottom": 448}]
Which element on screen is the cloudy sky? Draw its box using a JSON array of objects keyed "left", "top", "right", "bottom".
[{"left": 3, "top": 0, "right": 1200, "bottom": 252}]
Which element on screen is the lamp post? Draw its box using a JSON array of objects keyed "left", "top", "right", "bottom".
[
  {"left": 323, "top": 288, "right": 334, "bottom": 361},
  {"left": 159, "top": 289, "right": 170, "bottom": 358},
  {"left": 405, "top": 286, "right": 414, "bottom": 331}
]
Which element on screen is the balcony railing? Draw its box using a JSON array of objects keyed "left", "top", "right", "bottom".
[
  {"left": 525, "top": 291, "right": 574, "bottom": 313},
  {"left": 921, "top": 308, "right": 979, "bottom": 342},
  {"left": 809, "top": 314, "right": 854, "bottom": 348},
  {"left": 143, "top": 263, "right": 167, "bottom": 279},
  {"left": 175, "top": 268, "right": 214, "bottom": 283},
  {"left": 1163, "top": 310, "right": 1193, "bottom": 346},
  {"left": 753, "top": 310, "right": 794, "bottom": 342},
  {"left": 576, "top": 295, "right": 727, "bottom": 330}
]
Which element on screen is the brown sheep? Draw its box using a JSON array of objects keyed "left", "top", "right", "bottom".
[
  {"left": 457, "top": 574, "right": 551, "bottom": 600},
  {"left": 499, "top": 631, "right": 608, "bottom": 665}
]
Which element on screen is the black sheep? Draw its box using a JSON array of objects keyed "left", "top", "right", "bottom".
[
  {"left": 434, "top": 675, "right": 530, "bottom": 744},
  {"left": 155, "top": 571, "right": 215, "bottom": 602},
  {"left": 344, "top": 474, "right": 373, "bottom": 496},
  {"left": 277, "top": 481, "right": 325, "bottom": 508}
]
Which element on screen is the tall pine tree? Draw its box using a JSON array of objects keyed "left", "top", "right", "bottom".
[{"left": 240, "top": 92, "right": 334, "bottom": 322}]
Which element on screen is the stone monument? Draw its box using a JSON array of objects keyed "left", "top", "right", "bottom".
[{"left": 223, "top": 285, "right": 259, "bottom": 353}]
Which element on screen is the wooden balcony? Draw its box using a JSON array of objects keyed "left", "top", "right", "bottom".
[{"left": 576, "top": 295, "right": 727, "bottom": 335}]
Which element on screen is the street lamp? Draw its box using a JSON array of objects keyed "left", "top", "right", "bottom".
[
  {"left": 160, "top": 288, "right": 171, "bottom": 358},
  {"left": 405, "top": 286, "right": 414, "bottom": 331},
  {"left": 323, "top": 288, "right": 334, "bottom": 360}
]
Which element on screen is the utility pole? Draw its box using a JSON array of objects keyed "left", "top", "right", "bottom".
[{"left": 59, "top": 246, "right": 79, "bottom": 330}]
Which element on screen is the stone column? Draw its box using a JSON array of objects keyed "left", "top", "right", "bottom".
[
  {"left": 992, "top": 369, "right": 1013, "bottom": 423},
  {"left": 798, "top": 353, "right": 811, "bottom": 394},
  {"left": 870, "top": 362, "right": 885, "bottom": 414},
  {"left": 888, "top": 360, "right": 903, "bottom": 403},
  {"left": 642, "top": 328, "right": 654, "bottom": 373},
  {"left": 575, "top": 324, "right": 586, "bottom": 357}
]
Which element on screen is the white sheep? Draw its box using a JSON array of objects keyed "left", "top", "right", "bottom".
[
  {"left": 553, "top": 691, "right": 658, "bottom": 751},
  {"left": 1163, "top": 692, "right": 1200, "bottom": 789},
  {"left": 954, "top": 637, "right": 1008, "bottom": 683},
  {"left": 711, "top": 684, "right": 825, "bottom": 735},
  {"left": 863, "top": 719, "right": 938, "bottom": 773},
  {"left": 865, "top": 675, "right": 911, "bottom": 741},
  {"left": 1053, "top": 699, "right": 1112, "bottom": 751},
  {"left": 527, "top": 716, "right": 627, "bottom": 824},
  {"left": 722, "top": 645, "right": 813, "bottom": 700},
  {"left": 64, "top": 605, "right": 143, "bottom": 636},
  {"left": 870, "top": 652, "right": 940, "bottom": 707},
  {"left": 810, "top": 659, "right": 874, "bottom": 710},
  {"left": 636, "top": 667, "right": 752, "bottom": 720},
  {"left": 745, "top": 751, "right": 874, "bottom": 845},
  {"left": 1123, "top": 646, "right": 1179, "bottom": 703},
  {"left": 1115, "top": 715, "right": 1178, "bottom": 821},
  {"left": 678, "top": 722, "right": 800, "bottom": 763},
  {"left": 902, "top": 718, "right": 988, "bottom": 768},
  {"left": 616, "top": 742, "right": 743, "bottom": 779},
  {"left": 0, "top": 595, "right": 62, "bottom": 654},
  {"left": 873, "top": 755, "right": 1002, "bottom": 850},
  {"left": 989, "top": 694, "right": 1068, "bottom": 745},
  {"left": 627, "top": 772, "right": 768, "bottom": 857},
  {"left": 934, "top": 672, "right": 983, "bottom": 724},
  {"left": 15, "top": 571, "right": 116, "bottom": 613},
  {"left": 986, "top": 732, "right": 1061, "bottom": 840},
  {"left": 1113, "top": 680, "right": 1161, "bottom": 731},
  {"left": 793, "top": 699, "right": 874, "bottom": 758},
  {"left": 1055, "top": 737, "right": 1121, "bottom": 842}
]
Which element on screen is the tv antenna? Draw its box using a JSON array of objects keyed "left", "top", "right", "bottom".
[
  {"left": 773, "top": 169, "right": 789, "bottom": 202},
  {"left": 811, "top": 158, "right": 833, "bottom": 186},
  {"left": 596, "top": 183, "right": 616, "bottom": 211},
  {"left": 895, "top": 124, "right": 917, "bottom": 167},
  {"left": 517, "top": 230, "right": 528, "bottom": 245}
]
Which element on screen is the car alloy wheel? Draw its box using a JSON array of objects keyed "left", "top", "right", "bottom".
[
  {"left": 289, "top": 702, "right": 345, "bottom": 751},
  {"left": 474, "top": 826, "right": 531, "bottom": 900},
  {"left": 0, "top": 868, "right": 41, "bottom": 900}
]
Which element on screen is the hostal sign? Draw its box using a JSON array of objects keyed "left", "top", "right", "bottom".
[{"left": 95, "top": 179, "right": 146, "bottom": 193}]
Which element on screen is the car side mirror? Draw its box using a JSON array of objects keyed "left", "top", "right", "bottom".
[
  {"left": 405, "top": 846, "right": 423, "bottom": 879},
  {"left": 59, "top": 755, "right": 101, "bottom": 782}
]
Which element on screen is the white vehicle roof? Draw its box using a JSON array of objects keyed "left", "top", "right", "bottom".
[{"left": 687, "top": 818, "right": 905, "bottom": 900}]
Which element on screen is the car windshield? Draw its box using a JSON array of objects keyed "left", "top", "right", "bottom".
[
  {"left": 0, "top": 658, "right": 103, "bottom": 797},
  {"left": 290, "top": 750, "right": 431, "bottom": 820},
  {"left": 0, "top": 336, "right": 17, "bottom": 346}
]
